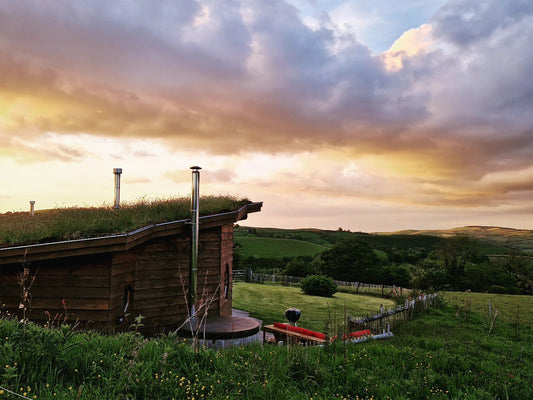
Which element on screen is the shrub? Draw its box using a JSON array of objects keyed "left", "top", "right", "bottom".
[{"left": 301, "top": 275, "right": 337, "bottom": 297}]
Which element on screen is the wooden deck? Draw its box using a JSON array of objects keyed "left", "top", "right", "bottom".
[{"left": 177, "top": 316, "right": 261, "bottom": 340}]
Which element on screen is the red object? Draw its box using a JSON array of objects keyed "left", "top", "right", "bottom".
[
  {"left": 343, "top": 330, "right": 371, "bottom": 340},
  {"left": 273, "top": 323, "right": 326, "bottom": 339}
]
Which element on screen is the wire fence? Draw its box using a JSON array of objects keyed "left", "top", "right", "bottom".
[{"left": 233, "top": 270, "right": 408, "bottom": 297}]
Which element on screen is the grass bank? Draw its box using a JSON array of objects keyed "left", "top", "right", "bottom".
[{"left": 1, "top": 294, "right": 531, "bottom": 399}]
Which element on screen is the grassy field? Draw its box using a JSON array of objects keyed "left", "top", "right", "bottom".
[
  {"left": 387, "top": 226, "right": 533, "bottom": 255},
  {"left": 232, "top": 283, "right": 395, "bottom": 332},
  {"left": 442, "top": 291, "right": 533, "bottom": 324},
  {"left": 235, "top": 226, "right": 446, "bottom": 250},
  {"left": 1, "top": 287, "right": 531, "bottom": 399},
  {"left": 236, "top": 237, "right": 328, "bottom": 258}
]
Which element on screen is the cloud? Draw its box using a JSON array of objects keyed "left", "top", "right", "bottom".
[
  {"left": 163, "top": 167, "right": 236, "bottom": 185},
  {"left": 0, "top": 0, "right": 532, "bottom": 214},
  {"left": 431, "top": 0, "right": 533, "bottom": 47}
]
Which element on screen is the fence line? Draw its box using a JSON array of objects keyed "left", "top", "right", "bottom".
[
  {"left": 234, "top": 271, "right": 408, "bottom": 297},
  {"left": 348, "top": 293, "right": 439, "bottom": 333},
  {"left": 232, "top": 269, "right": 247, "bottom": 282}
]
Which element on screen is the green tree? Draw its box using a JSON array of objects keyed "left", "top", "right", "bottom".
[
  {"left": 320, "top": 239, "right": 380, "bottom": 282},
  {"left": 285, "top": 256, "right": 314, "bottom": 277},
  {"left": 411, "top": 259, "right": 448, "bottom": 291},
  {"left": 434, "top": 234, "right": 486, "bottom": 286}
]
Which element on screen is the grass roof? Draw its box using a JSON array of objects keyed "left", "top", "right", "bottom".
[{"left": 0, "top": 196, "right": 250, "bottom": 247}]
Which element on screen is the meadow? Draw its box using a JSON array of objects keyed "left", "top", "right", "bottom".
[
  {"left": 1, "top": 285, "right": 531, "bottom": 399},
  {"left": 442, "top": 291, "right": 533, "bottom": 324},
  {"left": 235, "top": 237, "right": 328, "bottom": 258},
  {"left": 232, "top": 283, "right": 395, "bottom": 332}
]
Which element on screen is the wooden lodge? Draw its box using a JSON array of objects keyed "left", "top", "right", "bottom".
[{"left": 0, "top": 202, "right": 262, "bottom": 334}]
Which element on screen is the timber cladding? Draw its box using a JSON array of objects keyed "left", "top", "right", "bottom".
[
  {"left": 0, "top": 202, "right": 262, "bottom": 334},
  {"left": 0, "top": 254, "right": 113, "bottom": 328}
]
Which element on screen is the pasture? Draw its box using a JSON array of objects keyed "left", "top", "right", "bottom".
[
  {"left": 232, "top": 282, "right": 395, "bottom": 332},
  {"left": 235, "top": 237, "right": 328, "bottom": 258},
  {"left": 443, "top": 291, "right": 533, "bottom": 324}
]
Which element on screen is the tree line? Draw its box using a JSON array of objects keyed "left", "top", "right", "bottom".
[{"left": 235, "top": 234, "right": 533, "bottom": 294}]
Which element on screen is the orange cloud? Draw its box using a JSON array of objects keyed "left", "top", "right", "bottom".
[{"left": 0, "top": 0, "right": 532, "bottom": 228}]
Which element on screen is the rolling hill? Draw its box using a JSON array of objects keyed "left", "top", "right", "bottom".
[
  {"left": 234, "top": 225, "right": 532, "bottom": 258},
  {"left": 383, "top": 226, "right": 533, "bottom": 255}
]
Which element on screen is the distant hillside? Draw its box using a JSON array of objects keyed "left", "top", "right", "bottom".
[
  {"left": 236, "top": 237, "right": 328, "bottom": 258},
  {"left": 235, "top": 225, "right": 530, "bottom": 258},
  {"left": 234, "top": 225, "right": 517, "bottom": 258},
  {"left": 382, "top": 226, "right": 533, "bottom": 255}
]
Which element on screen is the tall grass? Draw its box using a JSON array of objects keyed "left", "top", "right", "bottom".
[
  {"left": 1, "top": 297, "right": 531, "bottom": 399},
  {"left": 0, "top": 196, "right": 250, "bottom": 246},
  {"left": 443, "top": 291, "right": 533, "bottom": 324}
]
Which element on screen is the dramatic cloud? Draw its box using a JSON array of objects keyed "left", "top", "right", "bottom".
[{"left": 0, "top": 0, "right": 532, "bottom": 229}]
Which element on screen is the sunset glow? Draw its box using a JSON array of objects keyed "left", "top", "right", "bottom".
[{"left": 1, "top": 0, "right": 531, "bottom": 232}]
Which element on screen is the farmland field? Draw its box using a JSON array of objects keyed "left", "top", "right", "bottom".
[
  {"left": 442, "top": 291, "right": 533, "bottom": 324},
  {"left": 235, "top": 225, "right": 518, "bottom": 256},
  {"left": 235, "top": 237, "right": 328, "bottom": 258}
]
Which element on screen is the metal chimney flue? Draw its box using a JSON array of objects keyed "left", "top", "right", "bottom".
[
  {"left": 189, "top": 166, "right": 201, "bottom": 323},
  {"left": 113, "top": 168, "right": 122, "bottom": 209},
  {"left": 29, "top": 201, "right": 35, "bottom": 216}
]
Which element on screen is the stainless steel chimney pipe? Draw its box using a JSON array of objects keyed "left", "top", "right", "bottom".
[
  {"left": 113, "top": 168, "right": 122, "bottom": 209},
  {"left": 29, "top": 201, "right": 35, "bottom": 216},
  {"left": 189, "top": 166, "right": 201, "bottom": 321}
]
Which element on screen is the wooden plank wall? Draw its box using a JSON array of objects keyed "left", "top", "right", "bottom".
[
  {"left": 196, "top": 228, "right": 223, "bottom": 319},
  {"left": 109, "top": 252, "right": 136, "bottom": 331},
  {"left": 127, "top": 235, "right": 190, "bottom": 332},
  {"left": 219, "top": 224, "right": 233, "bottom": 316},
  {"left": 0, "top": 254, "right": 112, "bottom": 328},
  {"left": 123, "top": 227, "right": 225, "bottom": 333},
  {"left": 0, "top": 224, "right": 235, "bottom": 334}
]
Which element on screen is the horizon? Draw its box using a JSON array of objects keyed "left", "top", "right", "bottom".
[{"left": 1, "top": 0, "right": 532, "bottom": 232}]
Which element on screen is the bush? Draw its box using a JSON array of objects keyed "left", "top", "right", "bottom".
[{"left": 301, "top": 275, "right": 337, "bottom": 297}]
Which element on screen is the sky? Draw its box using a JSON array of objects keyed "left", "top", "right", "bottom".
[{"left": 1, "top": 0, "right": 532, "bottom": 232}]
